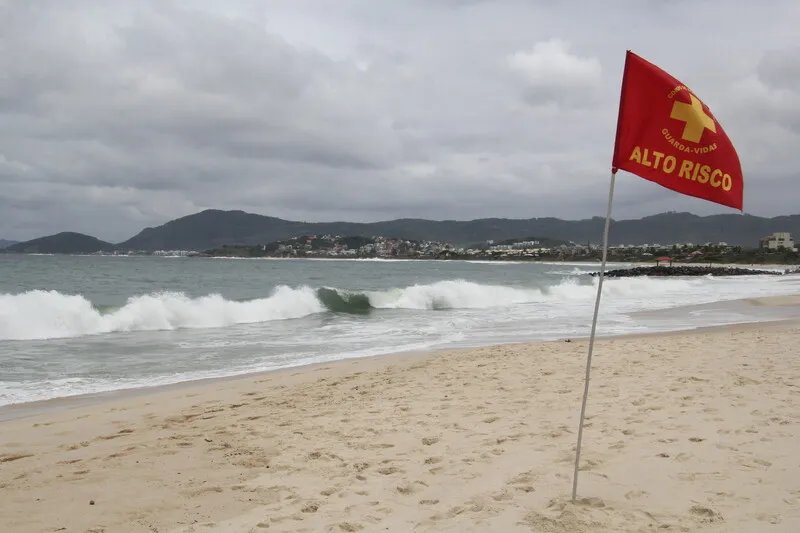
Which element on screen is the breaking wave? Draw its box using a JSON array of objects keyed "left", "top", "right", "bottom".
[
  {"left": 0, "top": 287, "right": 324, "bottom": 341},
  {"left": 0, "top": 277, "right": 711, "bottom": 341}
]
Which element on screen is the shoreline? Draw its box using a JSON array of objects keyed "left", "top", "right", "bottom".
[
  {"left": 2, "top": 317, "right": 799, "bottom": 532},
  {"left": 4, "top": 293, "right": 800, "bottom": 423},
  {"left": 4, "top": 252, "right": 799, "bottom": 270}
]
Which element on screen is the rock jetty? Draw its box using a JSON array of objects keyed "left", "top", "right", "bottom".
[{"left": 589, "top": 265, "right": 783, "bottom": 277}]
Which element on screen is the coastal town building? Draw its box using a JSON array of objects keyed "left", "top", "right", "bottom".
[
  {"left": 759, "top": 232, "right": 796, "bottom": 251},
  {"left": 128, "top": 232, "right": 800, "bottom": 264}
]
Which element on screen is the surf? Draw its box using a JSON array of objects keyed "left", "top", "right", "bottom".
[{"left": 0, "top": 275, "right": 790, "bottom": 341}]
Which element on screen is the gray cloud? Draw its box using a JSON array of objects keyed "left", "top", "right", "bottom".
[
  {"left": 1, "top": 0, "right": 799, "bottom": 241},
  {"left": 507, "top": 39, "right": 603, "bottom": 109}
]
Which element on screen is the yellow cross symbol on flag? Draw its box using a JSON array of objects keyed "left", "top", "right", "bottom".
[{"left": 670, "top": 94, "right": 716, "bottom": 143}]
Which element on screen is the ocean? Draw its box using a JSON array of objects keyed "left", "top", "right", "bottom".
[{"left": 2, "top": 255, "right": 800, "bottom": 407}]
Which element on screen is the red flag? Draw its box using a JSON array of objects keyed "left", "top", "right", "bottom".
[{"left": 611, "top": 51, "right": 743, "bottom": 210}]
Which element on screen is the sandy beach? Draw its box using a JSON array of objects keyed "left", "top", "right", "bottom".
[{"left": 2, "top": 315, "right": 799, "bottom": 532}]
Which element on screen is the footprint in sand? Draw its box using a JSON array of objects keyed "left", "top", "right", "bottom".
[
  {"left": 689, "top": 505, "right": 723, "bottom": 523},
  {"left": 336, "top": 523, "right": 363, "bottom": 532},
  {"left": 756, "top": 513, "right": 782, "bottom": 524},
  {"left": 492, "top": 489, "right": 514, "bottom": 501},
  {"left": 396, "top": 481, "right": 428, "bottom": 495},
  {"left": 185, "top": 486, "right": 224, "bottom": 497},
  {"left": 574, "top": 497, "right": 606, "bottom": 508},
  {"left": 96, "top": 433, "right": 124, "bottom": 441},
  {"left": 0, "top": 453, "right": 34, "bottom": 463},
  {"left": 352, "top": 462, "right": 370, "bottom": 473},
  {"left": 508, "top": 471, "right": 537, "bottom": 493},
  {"left": 301, "top": 502, "right": 320, "bottom": 513}
]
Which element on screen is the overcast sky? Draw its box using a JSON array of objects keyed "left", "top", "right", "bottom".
[{"left": 1, "top": 0, "right": 799, "bottom": 241}]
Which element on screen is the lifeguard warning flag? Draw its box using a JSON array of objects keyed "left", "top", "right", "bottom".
[{"left": 611, "top": 51, "right": 743, "bottom": 210}]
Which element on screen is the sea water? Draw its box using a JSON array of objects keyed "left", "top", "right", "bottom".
[{"left": 1, "top": 255, "right": 799, "bottom": 406}]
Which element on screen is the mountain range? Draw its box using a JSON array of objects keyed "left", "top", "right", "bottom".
[
  {"left": 0, "top": 239, "right": 19, "bottom": 249},
  {"left": 3, "top": 209, "right": 800, "bottom": 254}
]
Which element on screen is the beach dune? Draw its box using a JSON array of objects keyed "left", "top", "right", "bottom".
[{"left": 2, "top": 321, "right": 799, "bottom": 532}]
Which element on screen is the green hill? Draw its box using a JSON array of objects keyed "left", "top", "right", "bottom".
[
  {"left": 5, "top": 232, "right": 117, "bottom": 254},
  {"left": 115, "top": 209, "right": 799, "bottom": 251}
]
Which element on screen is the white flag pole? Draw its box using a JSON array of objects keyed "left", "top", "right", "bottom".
[{"left": 571, "top": 169, "right": 617, "bottom": 502}]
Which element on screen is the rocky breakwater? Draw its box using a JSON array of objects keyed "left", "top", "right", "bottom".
[{"left": 589, "top": 265, "right": 784, "bottom": 277}]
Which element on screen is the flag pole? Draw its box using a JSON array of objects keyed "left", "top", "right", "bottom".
[
  {"left": 571, "top": 49, "right": 629, "bottom": 502},
  {"left": 571, "top": 168, "right": 617, "bottom": 502}
]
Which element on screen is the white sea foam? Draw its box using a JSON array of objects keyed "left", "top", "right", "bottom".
[
  {"left": 2, "top": 275, "right": 798, "bottom": 341},
  {"left": 546, "top": 266, "right": 594, "bottom": 275},
  {"left": 0, "top": 287, "right": 324, "bottom": 341},
  {"left": 365, "top": 280, "right": 542, "bottom": 309}
]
